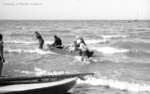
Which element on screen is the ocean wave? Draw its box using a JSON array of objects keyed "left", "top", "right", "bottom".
[
  {"left": 86, "top": 39, "right": 109, "bottom": 44},
  {"left": 73, "top": 56, "right": 97, "bottom": 64},
  {"left": 5, "top": 40, "right": 36, "bottom": 44},
  {"left": 5, "top": 40, "right": 53, "bottom": 45},
  {"left": 102, "top": 35, "right": 127, "bottom": 39},
  {"left": 123, "top": 38, "right": 150, "bottom": 44},
  {"left": 33, "top": 67, "right": 76, "bottom": 76},
  {"left": 15, "top": 67, "right": 79, "bottom": 76},
  {"left": 77, "top": 76, "right": 150, "bottom": 92},
  {"left": 5, "top": 39, "right": 109, "bottom": 46},
  {"left": 91, "top": 46, "right": 129, "bottom": 54},
  {"left": 12, "top": 67, "right": 150, "bottom": 92},
  {"left": 5, "top": 48, "right": 55, "bottom": 55}
]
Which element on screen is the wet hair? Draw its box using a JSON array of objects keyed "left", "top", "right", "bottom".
[{"left": 0, "top": 34, "right": 3, "bottom": 41}]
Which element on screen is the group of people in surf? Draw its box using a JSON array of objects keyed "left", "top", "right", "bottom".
[
  {"left": 0, "top": 32, "right": 93, "bottom": 76},
  {"left": 35, "top": 32, "right": 93, "bottom": 61}
]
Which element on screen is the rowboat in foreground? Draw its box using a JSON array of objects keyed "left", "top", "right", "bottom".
[
  {"left": 0, "top": 73, "right": 93, "bottom": 94},
  {"left": 47, "top": 44, "right": 94, "bottom": 58},
  {"left": 0, "top": 77, "right": 76, "bottom": 94}
]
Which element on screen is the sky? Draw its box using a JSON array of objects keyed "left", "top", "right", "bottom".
[{"left": 0, "top": 0, "right": 150, "bottom": 20}]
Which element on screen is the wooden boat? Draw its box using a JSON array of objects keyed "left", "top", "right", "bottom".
[
  {"left": 0, "top": 77, "right": 76, "bottom": 94},
  {"left": 0, "top": 72, "right": 93, "bottom": 94},
  {"left": 47, "top": 44, "right": 94, "bottom": 58}
]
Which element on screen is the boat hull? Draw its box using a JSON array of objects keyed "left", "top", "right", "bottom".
[
  {"left": 48, "top": 45, "right": 94, "bottom": 57},
  {"left": 0, "top": 77, "right": 76, "bottom": 94},
  {"left": 0, "top": 73, "right": 94, "bottom": 94}
]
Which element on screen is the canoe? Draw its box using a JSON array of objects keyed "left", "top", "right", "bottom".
[
  {"left": 47, "top": 44, "right": 94, "bottom": 58},
  {"left": 0, "top": 72, "right": 93, "bottom": 94}
]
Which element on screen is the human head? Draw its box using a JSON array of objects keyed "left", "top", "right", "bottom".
[
  {"left": 35, "top": 31, "right": 39, "bottom": 34},
  {"left": 54, "top": 35, "right": 57, "bottom": 38},
  {"left": 0, "top": 34, "right": 3, "bottom": 41}
]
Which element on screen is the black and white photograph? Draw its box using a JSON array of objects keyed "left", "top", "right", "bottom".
[{"left": 0, "top": 0, "right": 150, "bottom": 94}]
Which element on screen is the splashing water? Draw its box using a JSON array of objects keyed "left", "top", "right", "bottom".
[{"left": 77, "top": 76, "right": 150, "bottom": 92}]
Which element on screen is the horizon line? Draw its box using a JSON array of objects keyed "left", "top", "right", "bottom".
[{"left": 0, "top": 19, "right": 150, "bottom": 21}]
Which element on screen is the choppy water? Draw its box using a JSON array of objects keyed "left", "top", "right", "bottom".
[{"left": 0, "top": 20, "right": 150, "bottom": 94}]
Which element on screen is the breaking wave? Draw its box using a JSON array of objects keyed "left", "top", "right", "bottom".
[
  {"left": 13, "top": 67, "right": 150, "bottom": 92},
  {"left": 5, "top": 40, "right": 36, "bottom": 44},
  {"left": 86, "top": 39, "right": 109, "bottom": 44},
  {"left": 15, "top": 67, "right": 79, "bottom": 76},
  {"left": 5, "top": 40, "right": 53, "bottom": 45},
  {"left": 91, "top": 46, "right": 129, "bottom": 54},
  {"left": 102, "top": 35, "right": 127, "bottom": 39},
  {"left": 77, "top": 76, "right": 150, "bottom": 92},
  {"left": 5, "top": 39, "right": 109, "bottom": 46},
  {"left": 5, "top": 48, "right": 55, "bottom": 55}
]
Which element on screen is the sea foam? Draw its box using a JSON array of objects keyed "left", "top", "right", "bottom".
[
  {"left": 102, "top": 35, "right": 127, "bottom": 39},
  {"left": 16, "top": 67, "right": 77, "bottom": 76},
  {"left": 86, "top": 39, "right": 109, "bottom": 44},
  {"left": 5, "top": 40, "right": 53, "bottom": 45},
  {"left": 5, "top": 48, "right": 55, "bottom": 55},
  {"left": 77, "top": 77, "right": 150, "bottom": 92},
  {"left": 5, "top": 40, "right": 36, "bottom": 44},
  {"left": 91, "top": 46, "right": 129, "bottom": 54}
]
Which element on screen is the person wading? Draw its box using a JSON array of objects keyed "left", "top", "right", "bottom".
[
  {"left": 35, "top": 32, "right": 44, "bottom": 49},
  {"left": 0, "top": 34, "right": 5, "bottom": 76},
  {"left": 52, "top": 35, "right": 62, "bottom": 48}
]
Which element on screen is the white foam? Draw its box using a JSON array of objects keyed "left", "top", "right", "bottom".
[
  {"left": 86, "top": 39, "right": 108, "bottom": 44},
  {"left": 19, "top": 70, "right": 34, "bottom": 75},
  {"left": 102, "top": 35, "right": 127, "bottom": 39},
  {"left": 73, "top": 56, "right": 93, "bottom": 64},
  {"left": 5, "top": 40, "right": 53, "bottom": 45},
  {"left": 91, "top": 47, "right": 129, "bottom": 54},
  {"left": 14, "top": 68, "right": 48, "bottom": 76},
  {"left": 34, "top": 67, "right": 49, "bottom": 76},
  {"left": 77, "top": 77, "right": 150, "bottom": 92},
  {"left": 6, "top": 48, "right": 55, "bottom": 55},
  {"left": 16, "top": 67, "right": 74, "bottom": 76},
  {"left": 5, "top": 40, "right": 36, "bottom": 44},
  {"left": 74, "top": 56, "right": 82, "bottom": 61},
  {"left": 44, "top": 41, "right": 53, "bottom": 45}
]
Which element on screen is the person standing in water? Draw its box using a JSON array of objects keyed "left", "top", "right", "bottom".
[
  {"left": 52, "top": 35, "right": 62, "bottom": 48},
  {"left": 0, "top": 34, "right": 5, "bottom": 76},
  {"left": 74, "top": 36, "right": 88, "bottom": 61},
  {"left": 35, "top": 32, "right": 44, "bottom": 49},
  {"left": 78, "top": 40, "right": 88, "bottom": 61}
]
